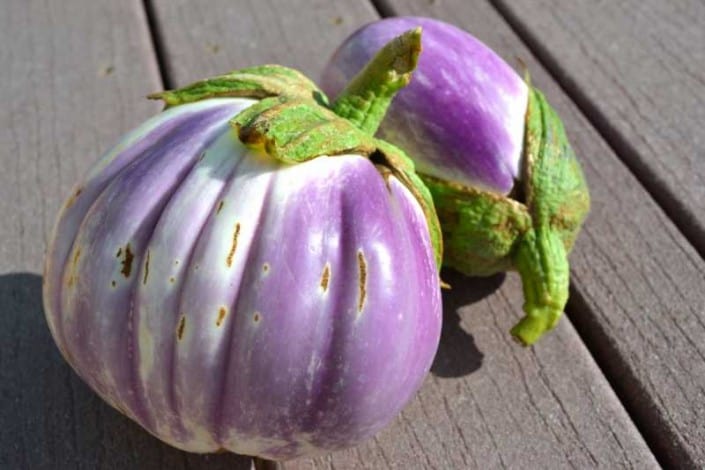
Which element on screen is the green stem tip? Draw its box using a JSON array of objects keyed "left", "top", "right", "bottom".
[
  {"left": 331, "top": 27, "right": 422, "bottom": 136},
  {"left": 511, "top": 227, "right": 569, "bottom": 346}
]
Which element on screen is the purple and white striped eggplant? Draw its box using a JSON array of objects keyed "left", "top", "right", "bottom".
[
  {"left": 322, "top": 17, "right": 590, "bottom": 345},
  {"left": 43, "top": 31, "right": 442, "bottom": 460}
]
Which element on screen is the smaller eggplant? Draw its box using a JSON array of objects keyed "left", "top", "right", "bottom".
[{"left": 322, "top": 17, "right": 590, "bottom": 345}]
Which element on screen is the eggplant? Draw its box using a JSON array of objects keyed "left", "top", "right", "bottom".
[
  {"left": 322, "top": 17, "right": 590, "bottom": 345},
  {"left": 43, "top": 30, "right": 442, "bottom": 460}
]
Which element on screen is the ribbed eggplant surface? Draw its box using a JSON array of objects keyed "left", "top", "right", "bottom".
[{"left": 43, "top": 98, "right": 441, "bottom": 459}]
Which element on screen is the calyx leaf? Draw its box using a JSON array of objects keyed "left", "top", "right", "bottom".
[
  {"left": 429, "top": 87, "right": 590, "bottom": 345},
  {"left": 231, "top": 97, "right": 376, "bottom": 163},
  {"left": 148, "top": 65, "right": 327, "bottom": 108},
  {"left": 230, "top": 95, "right": 443, "bottom": 268}
]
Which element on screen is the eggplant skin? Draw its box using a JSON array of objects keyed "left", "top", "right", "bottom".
[
  {"left": 322, "top": 16, "right": 529, "bottom": 195},
  {"left": 43, "top": 98, "right": 441, "bottom": 460}
]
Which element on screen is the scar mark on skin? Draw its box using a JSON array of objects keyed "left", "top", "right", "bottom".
[
  {"left": 357, "top": 251, "right": 367, "bottom": 313},
  {"left": 119, "top": 244, "right": 134, "bottom": 278},
  {"left": 216, "top": 306, "right": 227, "bottom": 327},
  {"left": 143, "top": 250, "right": 150, "bottom": 284},
  {"left": 226, "top": 222, "right": 241, "bottom": 267},
  {"left": 253, "top": 312, "right": 261, "bottom": 323},
  {"left": 177, "top": 315, "right": 186, "bottom": 340},
  {"left": 169, "top": 277, "right": 175, "bottom": 284},
  {"left": 320, "top": 263, "right": 331, "bottom": 292},
  {"left": 67, "top": 247, "right": 82, "bottom": 287},
  {"left": 66, "top": 188, "right": 83, "bottom": 208},
  {"left": 216, "top": 201, "right": 225, "bottom": 214},
  {"left": 262, "top": 263, "right": 270, "bottom": 273}
]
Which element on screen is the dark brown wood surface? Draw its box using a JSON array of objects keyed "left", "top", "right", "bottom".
[{"left": 3, "top": 0, "right": 704, "bottom": 468}]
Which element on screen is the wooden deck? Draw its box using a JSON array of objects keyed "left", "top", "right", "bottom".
[{"left": 2, "top": 0, "right": 703, "bottom": 468}]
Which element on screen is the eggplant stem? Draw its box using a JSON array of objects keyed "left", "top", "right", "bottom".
[
  {"left": 511, "top": 227, "right": 569, "bottom": 346},
  {"left": 331, "top": 27, "right": 422, "bottom": 136}
]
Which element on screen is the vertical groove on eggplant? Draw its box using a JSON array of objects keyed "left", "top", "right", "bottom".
[
  {"left": 214, "top": 170, "right": 276, "bottom": 445},
  {"left": 158, "top": 118, "right": 252, "bottom": 445}
]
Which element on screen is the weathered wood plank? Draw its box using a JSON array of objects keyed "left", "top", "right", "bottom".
[
  {"left": 150, "top": 0, "right": 379, "bottom": 84},
  {"left": 151, "top": 1, "right": 657, "bottom": 467},
  {"left": 381, "top": 0, "right": 705, "bottom": 467},
  {"left": 0, "top": 1, "right": 251, "bottom": 468},
  {"left": 490, "top": 0, "right": 705, "bottom": 256}
]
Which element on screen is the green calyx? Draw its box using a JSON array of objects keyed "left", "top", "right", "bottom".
[
  {"left": 331, "top": 27, "right": 422, "bottom": 135},
  {"left": 148, "top": 29, "right": 443, "bottom": 268},
  {"left": 147, "top": 65, "right": 328, "bottom": 107},
  {"left": 429, "top": 88, "right": 590, "bottom": 346}
]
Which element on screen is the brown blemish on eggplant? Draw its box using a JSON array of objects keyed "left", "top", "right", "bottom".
[
  {"left": 320, "top": 263, "right": 331, "bottom": 292},
  {"left": 169, "top": 277, "right": 176, "bottom": 284},
  {"left": 226, "top": 222, "right": 241, "bottom": 267},
  {"left": 111, "top": 280, "right": 116, "bottom": 288},
  {"left": 176, "top": 315, "right": 186, "bottom": 340},
  {"left": 216, "top": 306, "right": 227, "bottom": 327},
  {"left": 143, "top": 250, "right": 150, "bottom": 284},
  {"left": 216, "top": 200, "right": 225, "bottom": 214},
  {"left": 357, "top": 251, "right": 367, "bottom": 313},
  {"left": 65, "top": 188, "right": 83, "bottom": 208},
  {"left": 262, "top": 263, "right": 270, "bottom": 273},
  {"left": 253, "top": 312, "right": 261, "bottom": 323},
  {"left": 119, "top": 244, "right": 134, "bottom": 278},
  {"left": 67, "top": 248, "right": 81, "bottom": 287}
]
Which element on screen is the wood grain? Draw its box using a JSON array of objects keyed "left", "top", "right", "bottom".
[
  {"left": 491, "top": 0, "right": 705, "bottom": 257},
  {"left": 150, "top": 0, "right": 379, "bottom": 84},
  {"left": 151, "top": 1, "right": 657, "bottom": 468},
  {"left": 0, "top": 1, "right": 251, "bottom": 468},
  {"left": 380, "top": 0, "right": 705, "bottom": 467}
]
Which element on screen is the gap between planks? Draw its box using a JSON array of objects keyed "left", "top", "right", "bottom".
[{"left": 143, "top": 0, "right": 172, "bottom": 89}]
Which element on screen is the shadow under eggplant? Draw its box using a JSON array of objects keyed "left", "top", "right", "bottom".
[{"left": 430, "top": 269, "right": 506, "bottom": 378}]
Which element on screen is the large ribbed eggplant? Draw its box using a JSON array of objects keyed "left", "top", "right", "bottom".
[
  {"left": 43, "top": 30, "right": 442, "bottom": 460},
  {"left": 322, "top": 17, "right": 590, "bottom": 345}
]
